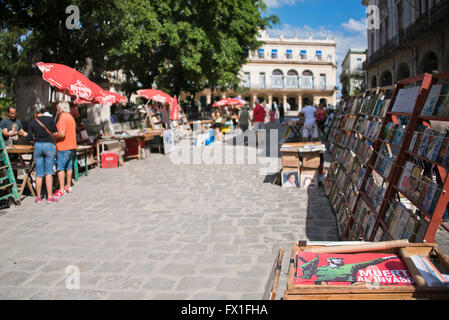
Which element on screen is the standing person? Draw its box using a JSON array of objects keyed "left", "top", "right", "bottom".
[
  {"left": 238, "top": 105, "right": 252, "bottom": 146},
  {"left": 160, "top": 103, "right": 171, "bottom": 129},
  {"left": 238, "top": 105, "right": 251, "bottom": 133},
  {"left": 269, "top": 105, "right": 276, "bottom": 123},
  {"left": 316, "top": 104, "right": 327, "bottom": 132},
  {"left": 253, "top": 99, "right": 266, "bottom": 146},
  {"left": 279, "top": 103, "right": 285, "bottom": 124},
  {"left": 53, "top": 102, "right": 77, "bottom": 197},
  {"left": 1, "top": 105, "right": 28, "bottom": 145},
  {"left": 27, "top": 104, "right": 58, "bottom": 204},
  {"left": 211, "top": 109, "right": 223, "bottom": 141},
  {"left": 299, "top": 101, "right": 318, "bottom": 141}
]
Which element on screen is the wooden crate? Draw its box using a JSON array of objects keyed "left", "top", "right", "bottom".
[
  {"left": 283, "top": 241, "right": 449, "bottom": 300},
  {"left": 281, "top": 150, "right": 300, "bottom": 169},
  {"left": 301, "top": 151, "right": 322, "bottom": 169}
]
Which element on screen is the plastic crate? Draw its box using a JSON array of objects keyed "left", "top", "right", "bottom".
[{"left": 101, "top": 152, "right": 118, "bottom": 168}]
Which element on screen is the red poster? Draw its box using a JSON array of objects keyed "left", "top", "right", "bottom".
[{"left": 294, "top": 252, "right": 414, "bottom": 286}]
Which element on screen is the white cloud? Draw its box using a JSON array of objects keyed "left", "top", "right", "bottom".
[
  {"left": 342, "top": 18, "right": 367, "bottom": 34},
  {"left": 264, "top": 0, "right": 305, "bottom": 8}
]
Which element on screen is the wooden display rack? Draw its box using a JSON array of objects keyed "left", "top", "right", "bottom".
[
  {"left": 324, "top": 71, "right": 449, "bottom": 243},
  {"left": 282, "top": 240, "right": 449, "bottom": 300}
]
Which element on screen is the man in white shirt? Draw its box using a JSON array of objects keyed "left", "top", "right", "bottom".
[{"left": 299, "top": 103, "right": 318, "bottom": 141}]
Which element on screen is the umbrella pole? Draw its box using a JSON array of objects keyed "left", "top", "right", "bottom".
[{"left": 143, "top": 100, "right": 152, "bottom": 130}]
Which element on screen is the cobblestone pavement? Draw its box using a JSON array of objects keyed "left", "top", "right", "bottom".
[{"left": 0, "top": 120, "right": 447, "bottom": 300}]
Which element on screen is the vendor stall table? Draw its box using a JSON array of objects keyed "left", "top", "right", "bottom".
[
  {"left": 278, "top": 240, "right": 449, "bottom": 300},
  {"left": 7, "top": 145, "right": 35, "bottom": 198},
  {"left": 97, "top": 130, "right": 164, "bottom": 166},
  {"left": 282, "top": 119, "right": 304, "bottom": 141}
]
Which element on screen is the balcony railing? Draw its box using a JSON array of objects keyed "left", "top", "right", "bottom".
[
  {"left": 248, "top": 54, "right": 335, "bottom": 64},
  {"left": 244, "top": 76, "right": 335, "bottom": 91},
  {"left": 366, "top": 0, "right": 449, "bottom": 68}
]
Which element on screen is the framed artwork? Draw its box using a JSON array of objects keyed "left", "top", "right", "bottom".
[
  {"left": 282, "top": 170, "right": 300, "bottom": 188},
  {"left": 163, "top": 129, "right": 175, "bottom": 154}
]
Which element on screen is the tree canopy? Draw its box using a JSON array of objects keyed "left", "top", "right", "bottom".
[{"left": 0, "top": 0, "right": 278, "bottom": 101}]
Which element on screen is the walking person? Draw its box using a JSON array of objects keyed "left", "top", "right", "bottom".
[
  {"left": 279, "top": 103, "right": 285, "bottom": 124},
  {"left": 253, "top": 99, "right": 266, "bottom": 146},
  {"left": 53, "top": 102, "right": 77, "bottom": 198},
  {"left": 299, "top": 100, "right": 318, "bottom": 141},
  {"left": 211, "top": 109, "right": 224, "bottom": 142},
  {"left": 269, "top": 105, "right": 276, "bottom": 123},
  {"left": 238, "top": 105, "right": 252, "bottom": 146},
  {"left": 316, "top": 104, "right": 327, "bottom": 133},
  {"left": 27, "top": 104, "right": 58, "bottom": 204}
]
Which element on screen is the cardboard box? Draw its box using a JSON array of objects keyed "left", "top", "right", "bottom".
[
  {"left": 301, "top": 151, "right": 322, "bottom": 169},
  {"left": 282, "top": 150, "right": 300, "bottom": 169}
]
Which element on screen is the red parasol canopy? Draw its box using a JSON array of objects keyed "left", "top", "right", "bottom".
[
  {"left": 36, "top": 62, "right": 105, "bottom": 103},
  {"left": 170, "top": 95, "right": 179, "bottom": 121},
  {"left": 136, "top": 89, "right": 174, "bottom": 105},
  {"left": 212, "top": 97, "right": 246, "bottom": 108},
  {"left": 99, "top": 91, "right": 127, "bottom": 106}
]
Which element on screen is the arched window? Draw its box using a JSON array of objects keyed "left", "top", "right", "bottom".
[
  {"left": 302, "top": 70, "right": 313, "bottom": 77},
  {"left": 271, "top": 70, "right": 284, "bottom": 88},
  {"left": 371, "top": 76, "right": 378, "bottom": 88},
  {"left": 420, "top": 51, "right": 439, "bottom": 74},
  {"left": 286, "top": 70, "right": 299, "bottom": 89},
  {"left": 397, "top": 63, "right": 410, "bottom": 81},
  {"left": 380, "top": 70, "right": 393, "bottom": 86},
  {"left": 301, "top": 70, "right": 314, "bottom": 89}
]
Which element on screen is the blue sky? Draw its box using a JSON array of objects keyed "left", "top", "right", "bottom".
[{"left": 263, "top": 0, "right": 368, "bottom": 89}]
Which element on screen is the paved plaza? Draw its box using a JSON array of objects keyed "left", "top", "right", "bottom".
[{"left": 0, "top": 121, "right": 448, "bottom": 300}]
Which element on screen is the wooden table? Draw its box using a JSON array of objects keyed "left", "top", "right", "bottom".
[
  {"left": 7, "top": 145, "right": 35, "bottom": 198},
  {"left": 74, "top": 145, "right": 96, "bottom": 181},
  {"left": 97, "top": 130, "right": 164, "bottom": 165},
  {"left": 282, "top": 120, "right": 304, "bottom": 141},
  {"left": 96, "top": 138, "right": 124, "bottom": 167}
]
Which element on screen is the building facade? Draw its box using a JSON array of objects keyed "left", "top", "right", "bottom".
[
  {"left": 181, "top": 30, "right": 338, "bottom": 111},
  {"left": 340, "top": 49, "right": 367, "bottom": 97},
  {"left": 238, "top": 30, "right": 337, "bottom": 110},
  {"left": 362, "top": 0, "right": 449, "bottom": 88}
]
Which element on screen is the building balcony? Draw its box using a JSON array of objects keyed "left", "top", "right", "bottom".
[
  {"left": 244, "top": 82, "right": 336, "bottom": 92},
  {"left": 365, "top": 0, "right": 449, "bottom": 68},
  {"left": 247, "top": 55, "right": 336, "bottom": 65}
]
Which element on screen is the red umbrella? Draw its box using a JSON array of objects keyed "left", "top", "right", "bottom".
[
  {"left": 137, "top": 89, "right": 174, "bottom": 105},
  {"left": 213, "top": 98, "right": 246, "bottom": 107},
  {"left": 170, "top": 95, "right": 179, "bottom": 121},
  {"left": 99, "top": 91, "right": 127, "bottom": 106},
  {"left": 36, "top": 62, "right": 104, "bottom": 103}
]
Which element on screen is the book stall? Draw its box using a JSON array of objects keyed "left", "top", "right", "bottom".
[
  {"left": 277, "top": 116, "right": 326, "bottom": 189},
  {"left": 276, "top": 240, "right": 449, "bottom": 300},
  {"left": 323, "top": 71, "right": 449, "bottom": 244}
]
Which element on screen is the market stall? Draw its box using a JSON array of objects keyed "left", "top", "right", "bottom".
[{"left": 275, "top": 240, "right": 449, "bottom": 300}]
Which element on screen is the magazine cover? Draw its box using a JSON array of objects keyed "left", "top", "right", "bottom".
[
  {"left": 294, "top": 252, "right": 414, "bottom": 286},
  {"left": 421, "top": 84, "right": 443, "bottom": 116}
]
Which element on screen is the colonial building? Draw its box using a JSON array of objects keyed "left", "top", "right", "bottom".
[
  {"left": 362, "top": 0, "right": 449, "bottom": 88},
  {"left": 182, "top": 30, "right": 338, "bottom": 111},
  {"left": 238, "top": 30, "right": 337, "bottom": 110},
  {"left": 340, "top": 49, "right": 367, "bottom": 97}
]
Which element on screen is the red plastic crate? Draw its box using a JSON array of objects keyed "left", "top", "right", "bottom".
[{"left": 101, "top": 152, "right": 118, "bottom": 168}]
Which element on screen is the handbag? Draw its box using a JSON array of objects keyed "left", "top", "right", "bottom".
[{"left": 35, "top": 118, "right": 57, "bottom": 144}]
